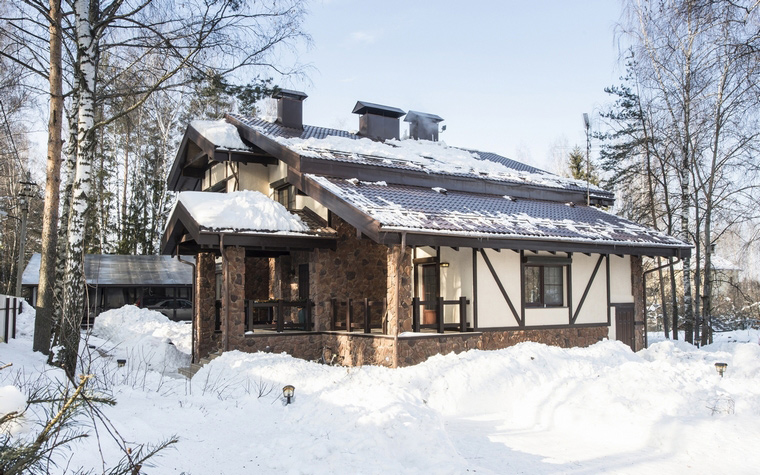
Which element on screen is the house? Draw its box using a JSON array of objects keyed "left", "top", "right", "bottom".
[
  {"left": 162, "top": 90, "right": 691, "bottom": 367},
  {"left": 22, "top": 254, "right": 193, "bottom": 322}
]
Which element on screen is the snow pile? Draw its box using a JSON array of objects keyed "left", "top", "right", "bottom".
[
  {"left": 90, "top": 305, "right": 191, "bottom": 371},
  {"left": 178, "top": 190, "right": 308, "bottom": 233},
  {"left": 277, "top": 134, "right": 606, "bottom": 193},
  {"left": 4, "top": 309, "right": 760, "bottom": 473},
  {"left": 190, "top": 119, "right": 250, "bottom": 150},
  {"left": 0, "top": 384, "right": 27, "bottom": 435}
]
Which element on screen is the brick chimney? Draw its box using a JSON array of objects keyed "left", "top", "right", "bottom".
[
  {"left": 352, "top": 101, "right": 406, "bottom": 141},
  {"left": 273, "top": 89, "right": 308, "bottom": 130}
]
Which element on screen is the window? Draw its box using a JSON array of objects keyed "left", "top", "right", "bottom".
[
  {"left": 524, "top": 265, "right": 564, "bottom": 307},
  {"left": 276, "top": 185, "right": 295, "bottom": 209}
]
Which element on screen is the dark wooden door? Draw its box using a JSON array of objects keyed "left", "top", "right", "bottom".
[{"left": 615, "top": 304, "right": 635, "bottom": 350}]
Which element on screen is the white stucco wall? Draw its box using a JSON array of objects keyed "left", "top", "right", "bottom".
[
  {"left": 476, "top": 249, "right": 521, "bottom": 328},
  {"left": 571, "top": 254, "right": 609, "bottom": 325},
  {"left": 440, "top": 247, "right": 474, "bottom": 326},
  {"left": 237, "top": 162, "right": 270, "bottom": 194}
]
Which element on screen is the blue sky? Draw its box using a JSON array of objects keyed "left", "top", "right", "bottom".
[{"left": 280, "top": 0, "right": 626, "bottom": 171}]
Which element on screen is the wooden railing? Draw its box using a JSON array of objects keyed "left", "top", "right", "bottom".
[
  {"left": 412, "top": 296, "right": 470, "bottom": 333},
  {"left": 244, "top": 299, "right": 313, "bottom": 332},
  {"left": 331, "top": 298, "right": 386, "bottom": 333}
]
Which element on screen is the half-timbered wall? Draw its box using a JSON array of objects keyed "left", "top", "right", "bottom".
[
  {"left": 570, "top": 253, "right": 608, "bottom": 325},
  {"left": 476, "top": 249, "right": 521, "bottom": 328}
]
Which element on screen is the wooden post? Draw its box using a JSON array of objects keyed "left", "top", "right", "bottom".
[
  {"left": 364, "top": 298, "right": 371, "bottom": 333},
  {"left": 346, "top": 298, "right": 353, "bottom": 332},
  {"left": 3, "top": 297, "right": 9, "bottom": 342},
  {"left": 331, "top": 298, "right": 337, "bottom": 330},
  {"left": 437, "top": 296, "right": 444, "bottom": 334},
  {"left": 276, "top": 299, "right": 284, "bottom": 333},
  {"left": 459, "top": 296, "right": 467, "bottom": 333},
  {"left": 412, "top": 297, "right": 420, "bottom": 332}
]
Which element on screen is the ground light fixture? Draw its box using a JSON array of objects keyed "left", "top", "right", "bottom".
[
  {"left": 283, "top": 385, "right": 295, "bottom": 404},
  {"left": 117, "top": 359, "right": 126, "bottom": 368},
  {"left": 715, "top": 362, "right": 727, "bottom": 377}
]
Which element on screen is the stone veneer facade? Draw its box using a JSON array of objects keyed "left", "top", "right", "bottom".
[{"left": 193, "top": 252, "right": 218, "bottom": 362}]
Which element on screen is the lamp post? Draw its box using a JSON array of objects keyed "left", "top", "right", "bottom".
[
  {"left": 14, "top": 175, "right": 36, "bottom": 297},
  {"left": 582, "top": 113, "right": 591, "bottom": 206}
]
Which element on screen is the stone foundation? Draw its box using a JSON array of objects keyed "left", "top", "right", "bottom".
[{"left": 214, "top": 325, "right": 610, "bottom": 368}]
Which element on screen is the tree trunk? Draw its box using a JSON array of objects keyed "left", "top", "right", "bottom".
[
  {"left": 59, "top": 0, "right": 99, "bottom": 378},
  {"left": 33, "top": 0, "right": 64, "bottom": 355}
]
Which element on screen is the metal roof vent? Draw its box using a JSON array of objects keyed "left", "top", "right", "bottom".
[
  {"left": 273, "top": 89, "right": 308, "bottom": 130},
  {"left": 405, "top": 110, "right": 444, "bottom": 141},
  {"left": 352, "top": 101, "right": 406, "bottom": 141}
]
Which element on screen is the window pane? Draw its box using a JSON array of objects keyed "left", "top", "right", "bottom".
[
  {"left": 524, "top": 266, "right": 541, "bottom": 304},
  {"left": 544, "top": 267, "right": 563, "bottom": 306}
]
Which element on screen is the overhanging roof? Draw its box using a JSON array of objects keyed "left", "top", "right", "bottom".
[
  {"left": 22, "top": 254, "right": 193, "bottom": 287},
  {"left": 295, "top": 175, "right": 691, "bottom": 258},
  {"left": 161, "top": 199, "right": 338, "bottom": 256}
]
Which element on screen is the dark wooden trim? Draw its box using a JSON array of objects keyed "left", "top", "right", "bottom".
[
  {"left": 606, "top": 254, "right": 611, "bottom": 326},
  {"left": 479, "top": 322, "right": 609, "bottom": 331},
  {"left": 396, "top": 233, "right": 690, "bottom": 258},
  {"left": 566, "top": 253, "right": 573, "bottom": 324},
  {"left": 472, "top": 248, "right": 478, "bottom": 331},
  {"left": 571, "top": 255, "right": 605, "bottom": 324},
  {"left": 413, "top": 257, "right": 437, "bottom": 265},
  {"left": 480, "top": 249, "right": 521, "bottom": 326},
  {"left": 520, "top": 250, "right": 526, "bottom": 325},
  {"left": 524, "top": 256, "right": 572, "bottom": 265}
]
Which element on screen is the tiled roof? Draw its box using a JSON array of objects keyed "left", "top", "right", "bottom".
[
  {"left": 308, "top": 176, "right": 687, "bottom": 249},
  {"left": 230, "top": 114, "right": 358, "bottom": 141}
]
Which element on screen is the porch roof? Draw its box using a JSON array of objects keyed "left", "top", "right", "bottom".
[
  {"left": 299, "top": 175, "right": 692, "bottom": 258},
  {"left": 161, "top": 191, "right": 338, "bottom": 255}
]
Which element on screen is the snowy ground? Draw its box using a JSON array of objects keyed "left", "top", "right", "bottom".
[{"left": 3, "top": 304, "right": 760, "bottom": 474}]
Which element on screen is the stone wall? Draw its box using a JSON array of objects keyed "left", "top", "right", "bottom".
[
  {"left": 245, "top": 257, "right": 269, "bottom": 300},
  {"left": 326, "top": 333, "right": 396, "bottom": 367},
  {"left": 221, "top": 246, "right": 246, "bottom": 351},
  {"left": 386, "top": 244, "right": 413, "bottom": 336},
  {"left": 631, "top": 255, "right": 646, "bottom": 350},
  {"left": 194, "top": 252, "right": 218, "bottom": 362},
  {"left": 310, "top": 216, "right": 388, "bottom": 331},
  {"left": 395, "top": 325, "right": 610, "bottom": 366},
  {"left": 235, "top": 332, "right": 324, "bottom": 361}
]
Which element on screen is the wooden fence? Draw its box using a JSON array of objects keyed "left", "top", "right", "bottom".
[{"left": 1, "top": 295, "right": 23, "bottom": 343}]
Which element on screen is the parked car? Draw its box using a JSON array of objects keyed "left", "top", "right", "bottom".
[{"left": 147, "top": 299, "right": 193, "bottom": 322}]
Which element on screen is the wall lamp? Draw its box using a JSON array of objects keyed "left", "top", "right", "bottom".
[{"left": 439, "top": 262, "right": 450, "bottom": 268}]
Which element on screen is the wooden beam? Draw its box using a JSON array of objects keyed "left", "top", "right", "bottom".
[
  {"left": 480, "top": 249, "right": 521, "bottom": 326},
  {"left": 571, "top": 255, "right": 605, "bottom": 324}
]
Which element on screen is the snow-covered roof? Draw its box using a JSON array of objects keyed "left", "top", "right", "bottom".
[
  {"left": 228, "top": 114, "right": 607, "bottom": 198},
  {"left": 190, "top": 119, "right": 251, "bottom": 151},
  {"left": 178, "top": 190, "right": 308, "bottom": 233},
  {"left": 22, "top": 253, "right": 193, "bottom": 286},
  {"left": 308, "top": 176, "right": 687, "bottom": 250}
]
